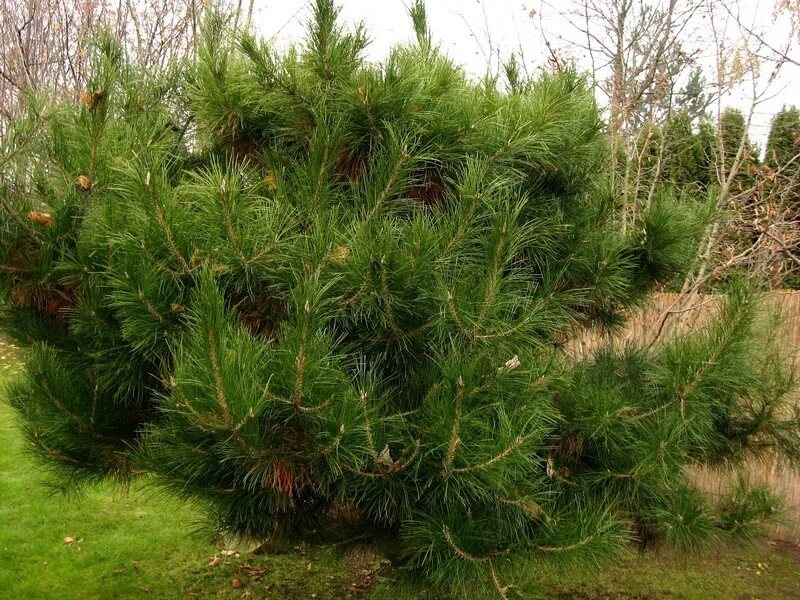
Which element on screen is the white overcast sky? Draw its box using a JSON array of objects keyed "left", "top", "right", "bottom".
[{"left": 250, "top": 0, "right": 799, "bottom": 149}]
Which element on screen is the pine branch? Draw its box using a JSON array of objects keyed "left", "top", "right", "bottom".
[
  {"left": 174, "top": 394, "right": 218, "bottom": 433},
  {"left": 488, "top": 561, "right": 511, "bottom": 600},
  {"left": 232, "top": 407, "right": 255, "bottom": 433},
  {"left": 137, "top": 289, "right": 165, "bottom": 323},
  {"left": 39, "top": 376, "right": 116, "bottom": 442},
  {"left": 625, "top": 399, "right": 676, "bottom": 421},
  {"left": 442, "top": 525, "right": 490, "bottom": 563},
  {"left": 310, "top": 145, "right": 330, "bottom": 213},
  {"left": 359, "top": 389, "right": 376, "bottom": 459},
  {"left": 32, "top": 435, "right": 85, "bottom": 465},
  {"left": 675, "top": 294, "right": 751, "bottom": 420},
  {"left": 339, "top": 270, "right": 371, "bottom": 307},
  {"left": 152, "top": 196, "right": 191, "bottom": 275},
  {"left": 475, "top": 223, "right": 507, "bottom": 329},
  {"left": 537, "top": 527, "right": 604, "bottom": 552},
  {"left": 497, "top": 496, "right": 543, "bottom": 519},
  {"left": 292, "top": 348, "right": 307, "bottom": 406},
  {"left": 207, "top": 326, "right": 231, "bottom": 418},
  {"left": 473, "top": 316, "right": 534, "bottom": 341},
  {"left": 320, "top": 424, "right": 346, "bottom": 455},
  {"left": 219, "top": 180, "right": 247, "bottom": 267},
  {"left": 443, "top": 190, "right": 483, "bottom": 256},
  {"left": 342, "top": 439, "right": 420, "bottom": 477},
  {"left": 451, "top": 436, "right": 525, "bottom": 474},
  {"left": 446, "top": 290, "right": 472, "bottom": 339},
  {"left": 385, "top": 319, "right": 437, "bottom": 342},
  {"left": 378, "top": 258, "right": 403, "bottom": 338},
  {"left": 365, "top": 147, "right": 408, "bottom": 223},
  {"left": 442, "top": 376, "right": 465, "bottom": 472}
]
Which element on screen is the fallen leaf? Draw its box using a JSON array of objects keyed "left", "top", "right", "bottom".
[
  {"left": 75, "top": 175, "right": 92, "bottom": 191},
  {"left": 375, "top": 446, "right": 393, "bottom": 467},
  {"left": 232, "top": 578, "right": 242, "bottom": 589},
  {"left": 330, "top": 245, "right": 350, "bottom": 264},
  {"left": 27, "top": 211, "right": 53, "bottom": 226},
  {"left": 220, "top": 549, "right": 236, "bottom": 556},
  {"left": 239, "top": 564, "right": 267, "bottom": 579},
  {"left": 518, "top": 497, "right": 542, "bottom": 519},
  {"left": 81, "top": 87, "right": 104, "bottom": 110},
  {"left": 209, "top": 555, "right": 220, "bottom": 566},
  {"left": 63, "top": 536, "right": 80, "bottom": 545},
  {"left": 349, "top": 568, "right": 378, "bottom": 594}
]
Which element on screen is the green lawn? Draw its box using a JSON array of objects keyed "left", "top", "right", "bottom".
[{"left": 2, "top": 340, "right": 800, "bottom": 599}]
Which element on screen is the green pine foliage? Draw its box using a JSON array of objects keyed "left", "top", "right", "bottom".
[
  {"left": 765, "top": 105, "right": 800, "bottom": 210},
  {"left": 628, "top": 111, "right": 715, "bottom": 194},
  {"left": 662, "top": 111, "right": 715, "bottom": 189},
  {"left": 675, "top": 67, "right": 711, "bottom": 122},
  {"left": 764, "top": 106, "right": 800, "bottom": 288},
  {"left": 1, "top": 2, "right": 798, "bottom": 596},
  {"left": 719, "top": 108, "right": 760, "bottom": 190},
  {"left": 766, "top": 105, "right": 800, "bottom": 172}
]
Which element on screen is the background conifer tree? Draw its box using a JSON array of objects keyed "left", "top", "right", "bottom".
[
  {"left": 662, "top": 110, "right": 715, "bottom": 189},
  {"left": 766, "top": 106, "right": 800, "bottom": 172},
  {"left": 763, "top": 106, "right": 800, "bottom": 288},
  {"left": 718, "top": 108, "right": 759, "bottom": 191},
  {"left": 1, "top": 2, "right": 799, "bottom": 596}
]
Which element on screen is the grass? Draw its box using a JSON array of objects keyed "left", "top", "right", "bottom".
[
  {"left": 538, "top": 544, "right": 800, "bottom": 599},
  {"left": 1, "top": 339, "right": 800, "bottom": 599}
]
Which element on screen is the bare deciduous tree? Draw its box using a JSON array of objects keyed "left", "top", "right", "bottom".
[{"left": 0, "top": 0, "right": 218, "bottom": 132}]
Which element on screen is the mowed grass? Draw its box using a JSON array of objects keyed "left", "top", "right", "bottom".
[
  {"left": 538, "top": 544, "right": 800, "bottom": 599},
  {"left": 1, "top": 338, "right": 800, "bottom": 599}
]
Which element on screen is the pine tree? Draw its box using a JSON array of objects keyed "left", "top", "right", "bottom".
[
  {"left": 1, "top": 3, "right": 799, "bottom": 596},
  {"left": 694, "top": 119, "right": 717, "bottom": 188},
  {"left": 653, "top": 112, "right": 718, "bottom": 192},
  {"left": 766, "top": 105, "right": 800, "bottom": 172},
  {"left": 675, "top": 67, "right": 710, "bottom": 123},
  {"left": 718, "top": 108, "right": 759, "bottom": 191},
  {"left": 662, "top": 110, "right": 705, "bottom": 188},
  {"left": 764, "top": 106, "right": 800, "bottom": 288}
]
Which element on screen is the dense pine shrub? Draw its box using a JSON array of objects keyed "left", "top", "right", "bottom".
[{"left": 1, "top": 2, "right": 798, "bottom": 595}]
